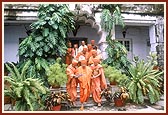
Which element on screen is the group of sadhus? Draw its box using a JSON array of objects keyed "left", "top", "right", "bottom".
[{"left": 65, "top": 40, "right": 107, "bottom": 111}]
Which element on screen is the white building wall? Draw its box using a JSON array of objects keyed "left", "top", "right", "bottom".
[
  {"left": 68, "top": 25, "right": 100, "bottom": 46},
  {"left": 4, "top": 24, "right": 150, "bottom": 63},
  {"left": 4, "top": 25, "right": 28, "bottom": 63},
  {"left": 115, "top": 26, "right": 150, "bottom": 61}
]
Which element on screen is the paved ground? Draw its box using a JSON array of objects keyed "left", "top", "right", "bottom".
[
  {"left": 60, "top": 96, "right": 165, "bottom": 112},
  {"left": 4, "top": 85, "right": 165, "bottom": 112}
]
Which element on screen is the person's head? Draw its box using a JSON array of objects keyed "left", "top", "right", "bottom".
[
  {"left": 72, "top": 59, "right": 78, "bottom": 67},
  {"left": 87, "top": 44, "right": 92, "bottom": 51},
  {"left": 93, "top": 46, "right": 97, "bottom": 50},
  {"left": 91, "top": 50, "right": 97, "bottom": 57},
  {"left": 81, "top": 41, "right": 85, "bottom": 46},
  {"left": 80, "top": 59, "right": 87, "bottom": 68},
  {"left": 82, "top": 47, "right": 88, "bottom": 54},
  {"left": 74, "top": 44, "right": 78, "bottom": 48},
  {"left": 91, "top": 40, "right": 95, "bottom": 46},
  {"left": 93, "top": 58, "right": 100, "bottom": 66},
  {"left": 67, "top": 42, "right": 72, "bottom": 48}
]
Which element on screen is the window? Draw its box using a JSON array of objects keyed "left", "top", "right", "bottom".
[{"left": 117, "top": 39, "right": 131, "bottom": 52}]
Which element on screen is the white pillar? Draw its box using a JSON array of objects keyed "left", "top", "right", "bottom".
[
  {"left": 149, "top": 24, "right": 157, "bottom": 52},
  {"left": 98, "top": 26, "right": 116, "bottom": 60},
  {"left": 98, "top": 31, "right": 108, "bottom": 60}
]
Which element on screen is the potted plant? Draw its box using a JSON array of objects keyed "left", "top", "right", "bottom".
[
  {"left": 113, "top": 87, "right": 129, "bottom": 107},
  {"left": 102, "top": 64, "right": 128, "bottom": 85},
  {"left": 46, "top": 58, "right": 67, "bottom": 88},
  {"left": 4, "top": 61, "right": 49, "bottom": 111},
  {"left": 44, "top": 92, "right": 71, "bottom": 111},
  {"left": 124, "top": 53, "right": 164, "bottom": 104}
]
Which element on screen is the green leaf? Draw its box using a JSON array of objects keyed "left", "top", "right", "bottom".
[
  {"left": 137, "top": 88, "right": 144, "bottom": 103},
  {"left": 43, "top": 28, "right": 49, "bottom": 37},
  {"left": 52, "top": 24, "right": 58, "bottom": 29},
  {"left": 36, "top": 50, "right": 43, "bottom": 56},
  {"left": 43, "top": 45, "right": 50, "bottom": 52},
  {"left": 35, "top": 36, "right": 43, "bottom": 42}
]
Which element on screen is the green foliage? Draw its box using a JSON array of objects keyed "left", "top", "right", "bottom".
[
  {"left": 100, "top": 9, "right": 113, "bottom": 33},
  {"left": 18, "top": 4, "right": 74, "bottom": 86},
  {"left": 103, "top": 37, "right": 131, "bottom": 70},
  {"left": 18, "top": 57, "right": 55, "bottom": 86},
  {"left": 19, "top": 4, "right": 75, "bottom": 58},
  {"left": 125, "top": 53, "right": 163, "bottom": 104},
  {"left": 100, "top": 5, "right": 125, "bottom": 33},
  {"left": 4, "top": 61, "right": 49, "bottom": 111},
  {"left": 100, "top": 5, "right": 128, "bottom": 71},
  {"left": 47, "top": 58, "right": 67, "bottom": 87},
  {"left": 44, "top": 92, "right": 71, "bottom": 110},
  {"left": 102, "top": 64, "right": 128, "bottom": 85}
]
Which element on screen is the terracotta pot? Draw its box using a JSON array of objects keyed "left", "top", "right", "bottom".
[
  {"left": 114, "top": 98, "right": 125, "bottom": 107},
  {"left": 52, "top": 105, "right": 61, "bottom": 111},
  {"left": 11, "top": 99, "right": 16, "bottom": 106},
  {"left": 153, "top": 66, "right": 159, "bottom": 70},
  {"left": 110, "top": 81, "right": 117, "bottom": 85},
  {"left": 4, "top": 96, "right": 11, "bottom": 104},
  {"left": 51, "top": 85, "right": 60, "bottom": 89}
]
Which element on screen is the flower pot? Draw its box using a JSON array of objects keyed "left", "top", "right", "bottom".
[
  {"left": 51, "top": 85, "right": 60, "bottom": 89},
  {"left": 114, "top": 98, "right": 124, "bottom": 107},
  {"left": 153, "top": 66, "right": 159, "bottom": 70},
  {"left": 110, "top": 81, "right": 117, "bottom": 85},
  {"left": 4, "top": 96, "right": 11, "bottom": 104},
  {"left": 52, "top": 105, "right": 61, "bottom": 111},
  {"left": 11, "top": 99, "right": 16, "bottom": 106}
]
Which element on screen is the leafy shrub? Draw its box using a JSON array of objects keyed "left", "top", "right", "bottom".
[
  {"left": 125, "top": 53, "right": 163, "bottom": 104},
  {"left": 47, "top": 58, "right": 67, "bottom": 87},
  {"left": 4, "top": 61, "right": 49, "bottom": 111}
]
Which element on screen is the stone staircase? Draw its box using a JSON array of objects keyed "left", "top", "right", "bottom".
[{"left": 50, "top": 84, "right": 120, "bottom": 110}]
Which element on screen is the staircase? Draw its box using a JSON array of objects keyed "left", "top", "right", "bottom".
[{"left": 50, "top": 84, "right": 120, "bottom": 110}]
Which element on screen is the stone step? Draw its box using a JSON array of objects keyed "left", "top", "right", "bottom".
[{"left": 50, "top": 85, "right": 119, "bottom": 108}]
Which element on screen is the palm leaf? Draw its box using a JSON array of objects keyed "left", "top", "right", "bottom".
[{"left": 137, "top": 88, "right": 144, "bottom": 103}]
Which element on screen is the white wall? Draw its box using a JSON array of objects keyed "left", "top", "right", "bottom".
[
  {"left": 4, "top": 25, "right": 28, "bottom": 63},
  {"left": 115, "top": 26, "right": 150, "bottom": 61},
  {"left": 68, "top": 25, "right": 100, "bottom": 46},
  {"left": 4, "top": 24, "right": 150, "bottom": 63}
]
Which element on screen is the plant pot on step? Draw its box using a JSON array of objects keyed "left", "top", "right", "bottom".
[
  {"left": 11, "top": 99, "right": 16, "bottom": 106},
  {"left": 52, "top": 104, "right": 61, "bottom": 111},
  {"left": 51, "top": 85, "right": 60, "bottom": 89},
  {"left": 110, "top": 81, "right": 117, "bottom": 85},
  {"left": 114, "top": 98, "right": 125, "bottom": 107},
  {"left": 4, "top": 96, "right": 11, "bottom": 104}
]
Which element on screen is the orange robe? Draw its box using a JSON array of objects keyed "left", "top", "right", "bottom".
[
  {"left": 88, "top": 56, "right": 101, "bottom": 65},
  {"left": 66, "top": 64, "right": 78, "bottom": 102},
  {"left": 65, "top": 48, "right": 73, "bottom": 65},
  {"left": 90, "top": 64, "right": 107, "bottom": 103},
  {"left": 76, "top": 66, "right": 92, "bottom": 103},
  {"left": 76, "top": 52, "right": 89, "bottom": 61}
]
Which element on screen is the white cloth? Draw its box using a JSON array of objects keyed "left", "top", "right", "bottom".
[
  {"left": 78, "top": 55, "right": 86, "bottom": 62},
  {"left": 73, "top": 48, "right": 79, "bottom": 58},
  {"left": 78, "top": 45, "right": 87, "bottom": 52}
]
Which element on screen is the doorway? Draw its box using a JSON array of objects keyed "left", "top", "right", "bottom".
[{"left": 66, "top": 37, "right": 88, "bottom": 48}]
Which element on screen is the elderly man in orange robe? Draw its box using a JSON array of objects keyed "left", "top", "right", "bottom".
[
  {"left": 88, "top": 50, "right": 101, "bottom": 65},
  {"left": 66, "top": 59, "right": 79, "bottom": 106},
  {"left": 90, "top": 58, "right": 107, "bottom": 106},
  {"left": 76, "top": 59, "right": 92, "bottom": 110},
  {"left": 65, "top": 42, "right": 73, "bottom": 65},
  {"left": 76, "top": 47, "right": 89, "bottom": 61},
  {"left": 87, "top": 44, "right": 93, "bottom": 59}
]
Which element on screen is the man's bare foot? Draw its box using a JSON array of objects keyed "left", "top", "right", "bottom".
[
  {"left": 98, "top": 103, "right": 101, "bottom": 107},
  {"left": 79, "top": 105, "right": 84, "bottom": 111}
]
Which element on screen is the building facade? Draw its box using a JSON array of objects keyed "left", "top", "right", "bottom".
[{"left": 3, "top": 3, "right": 165, "bottom": 69}]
